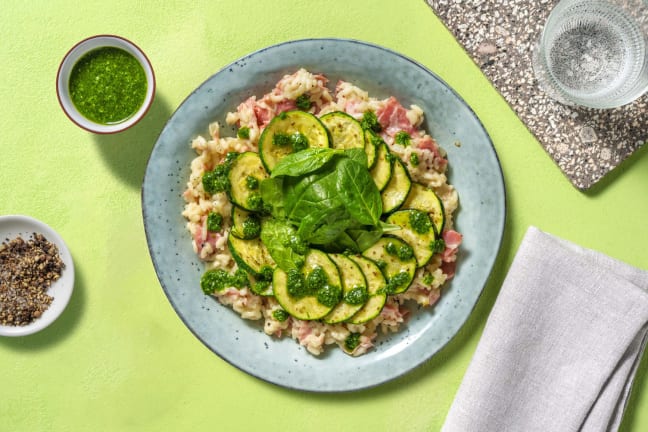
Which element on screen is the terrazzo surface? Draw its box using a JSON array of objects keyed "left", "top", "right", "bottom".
[{"left": 427, "top": 0, "right": 647, "bottom": 190}]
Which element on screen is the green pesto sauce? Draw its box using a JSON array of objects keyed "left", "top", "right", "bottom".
[
  {"left": 202, "top": 166, "right": 229, "bottom": 194},
  {"left": 384, "top": 271, "right": 411, "bottom": 294},
  {"left": 273, "top": 132, "right": 310, "bottom": 152},
  {"left": 385, "top": 240, "right": 414, "bottom": 261},
  {"left": 316, "top": 284, "right": 342, "bottom": 307},
  {"left": 272, "top": 309, "right": 289, "bottom": 322},
  {"left": 305, "top": 266, "right": 328, "bottom": 292},
  {"left": 360, "top": 110, "right": 381, "bottom": 132},
  {"left": 287, "top": 268, "right": 307, "bottom": 298},
  {"left": 409, "top": 210, "right": 432, "bottom": 234},
  {"left": 237, "top": 126, "right": 250, "bottom": 139},
  {"left": 345, "top": 332, "right": 361, "bottom": 351},
  {"left": 206, "top": 212, "right": 223, "bottom": 232},
  {"left": 246, "top": 194, "right": 264, "bottom": 211},
  {"left": 200, "top": 268, "right": 248, "bottom": 294},
  {"left": 430, "top": 238, "right": 446, "bottom": 254},
  {"left": 295, "top": 94, "right": 312, "bottom": 111},
  {"left": 344, "top": 286, "right": 368, "bottom": 305},
  {"left": 394, "top": 131, "right": 411, "bottom": 146},
  {"left": 246, "top": 175, "right": 259, "bottom": 190},
  {"left": 251, "top": 279, "right": 271, "bottom": 295},
  {"left": 69, "top": 47, "right": 147, "bottom": 124},
  {"left": 242, "top": 215, "right": 261, "bottom": 239},
  {"left": 259, "top": 266, "right": 274, "bottom": 282}
]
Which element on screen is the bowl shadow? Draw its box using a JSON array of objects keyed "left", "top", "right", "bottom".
[{"left": 93, "top": 94, "right": 172, "bottom": 189}]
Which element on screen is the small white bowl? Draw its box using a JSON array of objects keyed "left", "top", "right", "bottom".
[
  {"left": 56, "top": 34, "right": 155, "bottom": 134},
  {"left": 0, "top": 215, "right": 75, "bottom": 337}
]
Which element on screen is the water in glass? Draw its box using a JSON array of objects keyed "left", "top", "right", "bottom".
[{"left": 534, "top": 0, "right": 648, "bottom": 108}]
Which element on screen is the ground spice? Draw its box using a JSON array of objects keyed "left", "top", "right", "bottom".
[{"left": 0, "top": 233, "right": 65, "bottom": 326}]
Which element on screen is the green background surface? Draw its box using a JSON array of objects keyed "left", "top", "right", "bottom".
[{"left": 1, "top": 0, "right": 647, "bottom": 430}]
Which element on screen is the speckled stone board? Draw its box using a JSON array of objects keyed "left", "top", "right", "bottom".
[{"left": 427, "top": 0, "right": 647, "bottom": 190}]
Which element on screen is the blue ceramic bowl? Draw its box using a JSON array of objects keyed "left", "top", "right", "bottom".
[{"left": 142, "top": 39, "right": 506, "bottom": 392}]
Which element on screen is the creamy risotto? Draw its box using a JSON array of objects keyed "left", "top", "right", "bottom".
[{"left": 182, "top": 69, "right": 461, "bottom": 356}]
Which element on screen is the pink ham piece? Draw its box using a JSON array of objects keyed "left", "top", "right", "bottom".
[
  {"left": 443, "top": 229, "right": 463, "bottom": 251},
  {"left": 417, "top": 135, "right": 448, "bottom": 170},
  {"left": 273, "top": 99, "right": 297, "bottom": 114},
  {"left": 411, "top": 285, "right": 442, "bottom": 306},
  {"left": 356, "top": 333, "right": 376, "bottom": 353},
  {"left": 193, "top": 216, "right": 221, "bottom": 256},
  {"left": 295, "top": 321, "right": 312, "bottom": 340},
  {"left": 222, "top": 287, "right": 242, "bottom": 301},
  {"left": 233, "top": 97, "right": 261, "bottom": 130},
  {"left": 441, "top": 261, "right": 457, "bottom": 280},
  {"left": 335, "top": 80, "right": 365, "bottom": 116},
  {"left": 239, "top": 96, "right": 297, "bottom": 130},
  {"left": 428, "top": 288, "right": 441, "bottom": 305},
  {"left": 376, "top": 96, "right": 417, "bottom": 137},
  {"left": 380, "top": 301, "right": 407, "bottom": 325},
  {"left": 440, "top": 229, "right": 463, "bottom": 279},
  {"left": 252, "top": 103, "right": 273, "bottom": 128}
]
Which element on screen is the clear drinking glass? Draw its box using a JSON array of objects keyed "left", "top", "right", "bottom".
[{"left": 533, "top": 0, "right": 648, "bottom": 108}]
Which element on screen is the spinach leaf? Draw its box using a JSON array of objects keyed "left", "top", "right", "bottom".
[
  {"left": 344, "top": 147, "right": 368, "bottom": 166},
  {"left": 260, "top": 218, "right": 306, "bottom": 271},
  {"left": 271, "top": 148, "right": 342, "bottom": 178},
  {"left": 335, "top": 158, "right": 382, "bottom": 226},
  {"left": 259, "top": 177, "right": 285, "bottom": 218},
  {"left": 267, "top": 147, "right": 385, "bottom": 253},
  {"left": 324, "top": 231, "right": 360, "bottom": 253},
  {"left": 296, "top": 208, "right": 330, "bottom": 240},
  {"left": 344, "top": 220, "right": 402, "bottom": 252},
  {"left": 282, "top": 166, "right": 344, "bottom": 223},
  {"left": 298, "top": 206, "right": 353, "bottom": 245},
  {"left": 346, "top": 227, "right": 384, "bottom": 252}
]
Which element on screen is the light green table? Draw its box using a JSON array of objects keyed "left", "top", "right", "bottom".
[{"left": 2, "top": 1, "right": 647, "bottom": 430}]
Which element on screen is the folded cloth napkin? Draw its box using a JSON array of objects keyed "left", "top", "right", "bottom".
[{"left": 442, "top": 226, "right": 648, "bottom": 432}]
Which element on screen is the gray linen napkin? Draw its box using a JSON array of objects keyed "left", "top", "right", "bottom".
[{"left": 442, "top": 226, "right": 648, "bottom": 432}]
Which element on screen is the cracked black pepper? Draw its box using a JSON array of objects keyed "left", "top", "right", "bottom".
[{"left": 0, "top": 233, "right": 65, "bottom": 326}]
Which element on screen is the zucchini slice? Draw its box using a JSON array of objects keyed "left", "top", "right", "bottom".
[
  {"left": 362, "top": 237, "right": 416, "bottom": 294},
  {"left": 402, "top": 183, "right": 446, "bottom": 234},
  {"left": 320, "top": 112, "right": 365, "bottom": 150},
  {"left": 385, "top": 210, "right": 437, "bottom": 267},
  {"left": 227, "top": 152, "right": 269, "bottom": 211},
  {"left": 273, "top": 249, "right": 341, "bottom": 320},
  {"left": 346, "top": 255, "right": 387, "bottom": 324},
  {"left": 380, "top": 158, "right": 411, "bottom": 214},
  {"left": 227, "top": 235, "right": 275, "bottom": 277},
  {"left": 370, "top": 143, "right": 393, "bottom": 191},
  {"left": 323, "top": 254, "right": 368, "bottom": 324},
  {"left": 363, "top": 130, "right": 377, "bottom": 168},
  {"left": 230, "top": 207, "right": 261, "bottom": 239},
  {"left": 258, "top": 111, "right": 329, "bottom": 172}
]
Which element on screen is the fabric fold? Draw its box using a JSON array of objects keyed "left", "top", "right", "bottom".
[{"left": 442, "top": 226, "right": 648, "bottom": 432}]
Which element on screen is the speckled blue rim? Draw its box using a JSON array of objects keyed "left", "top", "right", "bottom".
[{"left": 142, "top": 38, "right": 506, "bottom": 392}]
